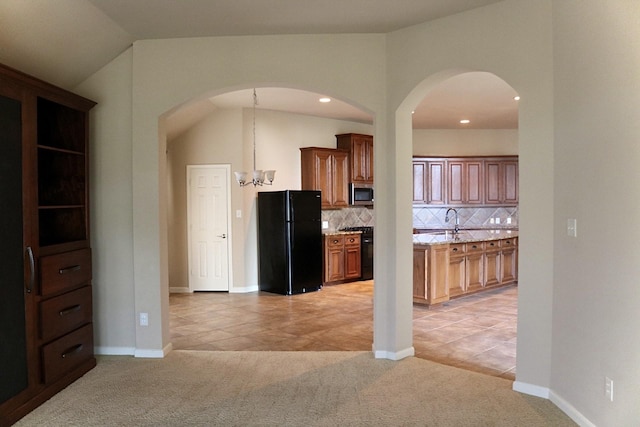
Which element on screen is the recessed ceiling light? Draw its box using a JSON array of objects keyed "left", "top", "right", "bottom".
[
  {"left": 319, "top": 97, "right": 331, "bottom": 103},
  {"left": 460, "top": 119, "right": 470, "bottom": 124},
  {"left": 514, "top": 96, "right": 520, "bottom": 101}
]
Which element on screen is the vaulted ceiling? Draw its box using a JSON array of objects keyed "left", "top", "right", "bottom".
[{"left": 1, "top": 0, "right": 517, "bottom": 131}]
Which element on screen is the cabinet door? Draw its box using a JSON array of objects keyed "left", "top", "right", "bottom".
[
  {"left": 344, "top": 235, "right": 361, "bottom": 279},
  {"left": 325, "top": 237, "right": 345, "bottom": 283},
  {"left": 448, "top": 255, "right": 466, "bottom": 297},
  {"left": 485, "top": 159, "right": 518, "bottom": 205},
  {"left": 503, "top": 161, "right": 519, "bottom": 204},
  {"left": 484, "top": 245, "right": 501, "bottom": 287},
  {"left": 427, "top": 161, "right": 446, "bottom": 204},
  {"left": 412, "top": 161, "right": 427, "bottom": 203},
  {"left": 466, "top": 242, "right": 484, "bottom": 293},
  {"left": 331, "top": 151, "right": 349, "bottom": 208},
  {"left": 428, "top": 245, "right": 450, "bottom": 304},
  {"left": 350, "top": 136, "right": 368, "bottom": 183},
  {"left": 0, "top": 91, "right": 30, "bottom": 405},
  {"left": 501, "top": 238, "right": 518, "bottom": 283},
  {"left": 448, "top": 160, "right": 482, "bottom": 205},
  {"left": 315, "top": 150, "right": 334, "bottom": 209}
]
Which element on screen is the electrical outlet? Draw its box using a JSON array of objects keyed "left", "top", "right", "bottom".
[
  {"left": 605, "top": 377, "right": 613, "bottom": 401},
  {"left": 140, "top": 312, "right": 149, "bottom": 326}
]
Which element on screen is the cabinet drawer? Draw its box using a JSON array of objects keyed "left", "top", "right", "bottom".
[
  {"left": 449, "top": 243, "right": 465, "bottom": 256},
  {"left": 40, "top": 248, "right": 92, "bottom": 296},
  {"left": 466, "top": 241, "right": 484, "bottom": 253},
  {"left": 501, "top": 237, "right": 517, "bottom": 248},
  {"left": 40, "top": 286, "right": 92, "bottom": 342},
  {"left": 326, "top": 235, "right": 345, "bottom": 247},
  {"left": 344, "top": 235, "right": 360, "bottom": 247},
  {"left": 485, "top": 240, "right": 500, "bottom": 251},
  {"left": 41, "top": 323, "right": 93, "bottom": 384}
]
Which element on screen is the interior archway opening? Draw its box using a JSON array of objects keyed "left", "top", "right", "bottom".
[
  {"left": 404, "top": 70, "right": 520, "bottom": 379},
  {"left": 160, "top": 85, "right": 379, "bottom": 353}
]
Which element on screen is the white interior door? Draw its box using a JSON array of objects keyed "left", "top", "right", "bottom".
[{"left": 187, "top": 165, "right": 230, "bottom": 291}]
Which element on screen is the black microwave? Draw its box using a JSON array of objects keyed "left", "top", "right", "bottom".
[{"left": 349, "top": 183, "right": 374, "bottom": 206}]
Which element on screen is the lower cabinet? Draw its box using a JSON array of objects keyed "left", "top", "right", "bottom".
[
  {"left": 414, "top": 236, "right": 518, "bottom": 306},
  {"left": 413, "top": 244, "right": 449, "bottom": 305},
  {"left": 324, "top": 233, "right": 361, "bottom": 284}
]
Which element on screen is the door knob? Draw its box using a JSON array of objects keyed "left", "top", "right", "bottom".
[{"left": 217, "top": 234, "right": 226, "bottom": 239}]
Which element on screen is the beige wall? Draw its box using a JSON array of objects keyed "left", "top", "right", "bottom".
[
  {"left": 551, "top": 2, "right": 640, "bottom": 425},
  {"left": 167, "top": 107, "right": 373, "bottom": 291},
  {"left": 413, "top": 129, "right": 518, "bottom": 156},
  {"left": 73, "top": 1, "right": 640, "bottom": 423}
]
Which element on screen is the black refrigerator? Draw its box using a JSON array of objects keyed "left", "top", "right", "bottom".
[{"left": 257, "top": 190, "right": 323, "bottom": 295}]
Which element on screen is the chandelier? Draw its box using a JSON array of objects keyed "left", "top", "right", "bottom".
[{"left": 234, "top": 88, "right": 275, "bottom": 187}]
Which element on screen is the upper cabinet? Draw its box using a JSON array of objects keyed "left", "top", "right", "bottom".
[
  {"left": 336, "top": 133, "right": 373, "bottom": 184},
  {"left": 413, "top": 159, "right": 446, "bottom": 205},
  {"left": 413, "top": 156, "right": 518, "bottom": 206},
  {"left": 484, "top": 159, "right": 519, "bottom": 205},
  {"left": 447, "top": 159, "right": 483, "bottom": 205},
  {"left": 301, "top": 147, "right": 349, "bottom": 209}
]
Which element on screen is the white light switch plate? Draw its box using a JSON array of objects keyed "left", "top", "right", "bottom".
[{"left": 567, "top": 218, "right": 577, "bottom": 237}]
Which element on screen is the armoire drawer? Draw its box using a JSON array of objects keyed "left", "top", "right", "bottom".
[
  {"left": 40, "top": 286, "right": 92, "bottom": 342},
  {"left": 40, "top": 248, "right": 92, "bottom": 296},
  {"left": 41, "top": 323, "right": 93, "bottom": 384}
]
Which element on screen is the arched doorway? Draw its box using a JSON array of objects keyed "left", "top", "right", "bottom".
[
  {"left": 161, "top": 85, "right": 378, "bottom": 351},
  {"left": 401, "top": 71, "right": 520, "bottom": 378}
]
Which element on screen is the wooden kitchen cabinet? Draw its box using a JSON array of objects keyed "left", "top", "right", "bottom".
[
  {"left": 447, "top": 159, "right": 483, "bottom": 205},
  {"left": 0, "top": 63, "right": 95, "bottom": 426},
  {"left": 413, "top": 156, "right": 518, "bottom": 206},
  {"left": 413, "top": 244, "right": 449, "bottom": 305},
  {"left": 485, "top": 159, "right": 519, "bottom": 205},
  {"left": 413, "top": 158, "right": 446, "bottom": 205},
  {"left": 336, "top": 133, "right": 373, "bottom": 184},
  {"left": 500, "top": 237, "right": 518, "bottom": 284},
  {"left": 484, "top": 240, "right": 501, "bottom": 287},
  {"left": 466, "top": 241, "right": 485, "bottom": 293},
  {"left": 324, "top": 233, "right": 361, "bottom": 284},
  {"left": 301, "top": 147, "right": 349, "bottom": 209},
  {"left": 448, "top": 243, "right": 466, "bottom": 297}
]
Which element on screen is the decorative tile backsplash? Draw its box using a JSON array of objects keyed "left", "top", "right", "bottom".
[
  {"left": 322, "top": 205, "right": 518, "bottom": 232},
  {"left": 322, "top": 207, "right": 374, "bottom": 231},
  {"left": 412, "top": 206, "right": 518, "bottom": 229}
]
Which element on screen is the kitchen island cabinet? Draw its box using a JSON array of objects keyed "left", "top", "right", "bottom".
[{"left": 413, "top": 230, "right": 518, "bottom": 306}]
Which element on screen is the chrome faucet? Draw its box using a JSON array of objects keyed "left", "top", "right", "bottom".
[{"left": 445, "top": 208, "right": 460, "bottom": 233}]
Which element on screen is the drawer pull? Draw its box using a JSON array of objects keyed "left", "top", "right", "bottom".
[
  {"left": 489, "top": 242, "right": 496, "bottom": 247},
  {"left": 59, "top": 265, "right": 81, "bottom": 275},
  {"left": 505, "top": 240, "right": 511, "bottom": 245},
  {"left": 333, "top": 239, "right": 339, "bottom": 244},
  {"left": 59, "top": 304, "right": 82, "bottom": 317},
  {"left": 471, "top": 245, "right": 477, "bottom": 249},
  {"left": 452, "top": 248, "right": 458, "bottom": 252},
  {"left": 61, "top": 344, "right": 83, "bottom": 359},
  {"left": 349, "top": 238, "right": 355, "bottom": 242},
  {"left": 26, "top": 246, "right": 35, "bottom": 293}
]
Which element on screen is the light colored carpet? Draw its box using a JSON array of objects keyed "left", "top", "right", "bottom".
[{"left": 16, "top": 351, "right": 575, "bottom": 426}]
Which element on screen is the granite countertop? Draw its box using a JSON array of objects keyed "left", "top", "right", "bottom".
[
  {"left": 323, "top": 230, "right": 363, "bottom": 236},
  {"left": 413, "top": 229, "right": 518, "bottom": 246}
]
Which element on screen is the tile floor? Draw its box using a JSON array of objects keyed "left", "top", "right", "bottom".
[{"left": 170, "top": 281, "right": 517, "bottom": 380}]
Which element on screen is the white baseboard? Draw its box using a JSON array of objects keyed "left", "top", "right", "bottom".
[
  {"left": 549, "top": 389, "right": 595, "bottom": 427},
  {"left": 169, "top": 287, "right": 192, "bottom": 293},
  {"left": 134, "top": 343, "right": 173, "bottom": 358},
  {"left": 512, "top": 381, "right": 550, "bottom": 398},
  {"left": 374, "top": 346, "right": 415, "bottom": 361},
  {"left": 230, "top": 285, "right": 259, "bottom": 293},
  {"left": 94, "top": 346, "right": 135, "bottom": 356}
]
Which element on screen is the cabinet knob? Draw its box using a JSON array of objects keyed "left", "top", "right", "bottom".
[
  {"left": 333, "top": 239, "right": 339, "bottom": 244},
  {"left": 452, "top": 248, "right": 458, "bottom": 252},
  {"left": 472, "top": 245, "right": 477, "bottom": 249}
]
